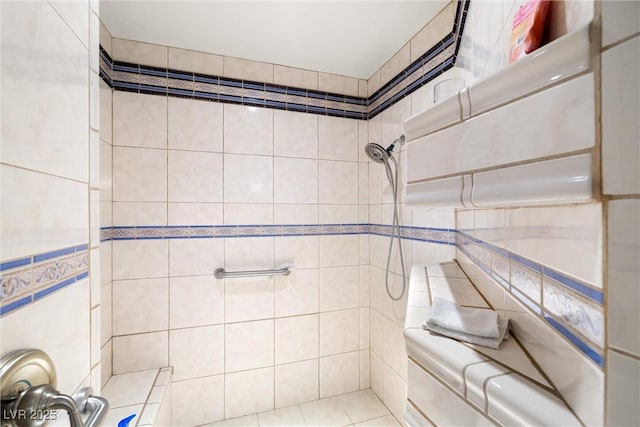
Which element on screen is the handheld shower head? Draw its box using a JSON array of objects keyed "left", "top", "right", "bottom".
[
  {"left": 364, "top": 135, "right": 405, "bottom": 164},
  {"left": 364, "top": 143, "right": 389, "bottom": 164},
  {"left": 362, "top": 136, "right": 408, "bottom": 302}
]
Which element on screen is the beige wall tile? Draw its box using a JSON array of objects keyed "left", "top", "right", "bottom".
[
  {"left": 506, "top": 204, "right": 602, "bottom": 287},
  {"left": 113, "top": 146, "right": 167, "bottom": 202},
  {"left": 380, "top": 43, "right": 410, "bottom": 87},
  {"left": 319, "top": 160, "right": 358, "bottom": 204},
  {"left": 368, "top": 70, "right": 382, "bottom": 97},
  {"left": 608, "top": 200, "right": 640, "bottom": 356},
  {"left": 274, "top": 236, "right": 319, "bottom": 269},
  {"left": 168, "top": 97, "right": 223, "bottom": 152},
  {"left": 381, "top": 316, "right": 406, "bottom": 379},
  {"left": 101, "top": 283, "right": 112, "bottom": 346},
  {"left": 319, "top": 266, "right": 359, "bottom": 312},
  {"left": 225, "top": 368, "right": 274, "bottom": 418},
  {"left": 223, "top": 203, "right": 274, "bottom": 225},
  {"left": 168, "top": 150, "right": 223, "bottom": 202},
  {"left": 223, "top": 154, "right": 274, "bottom": 203},
  {"left": 0, "top": 282, "right": 90, "bottom": 394},
  {"left": 274, "top": 204, "right": 319, "bottom": 224},
  {"left": 88, "top": 11, "right": 102, "bottom": 73},
  {"left": 1, "top": 165, "right": 88, "bottom": 260},
  {"left": 319, "top": 309, "right": 359, "bottom": 356},
  {"left": 168, "top": 202, "right": 223, "bottom": 226},
  {"left": 274, "top": 268, "right": 319, "bottom": 317},
  {"left": 319, "top": 72, "right": 359, "bottom": 97},
  {"left": 370, "top": 350, "right": 383, "bottom": 397},
  {"left": 224, "top": 236, "right": 274, "bottom": 271},
  {"left": 169, "top": 47, "right": 223, "bottom": 75},
  {"left": 273, "top": 110, "right": 318, "bottom": 159},
  {"left": 101, "top": 340, "right": 112, "bottom": 387},
  {"left": 606, "top": 350, "right": 640, "bottom": 426},
  {"left": 358, "top": 79, "right": 368, "bottom": 98},
  {"left": 170, "top": 325, "right": 224, "bottom": 380},
  {"left": 274, "top": 157, "right": 318, "bottom": 204},
  {"left": 224, "top": 104, "right": 273, "bottom": 155},
  {"left": 319, "top": 235, "right": 359, "bottom": 267},
  {"left": 112, "top": 38, "right": 168, "bottom": 68},
  {"left": 113, "top": 278, "right": 168, "bottom": 335},
  {"left": 172, "top": 375, "right": 224, "bottom": 425},
  {"left": 319, "top": 116, "right": 359, "bottom": 161},
  {"left": 382, "top": 363, "right": 407, "bottom": 421},
  {"left": 224, "top": 56, "right": 273, "bottom": 83},
  {"left": 49, "top": 0, "right": 89, "bottom": 47},
  {"left": 319, "top": 205, "right": 359, "bottom": 224},
  {"left": 275, "top": 360, "right": 319, "bottom": 407},
  {"left": 275, "top": 314, "right": 319, "bottom": 364},
  {"left": 319, "top": 351, "right": 359, "bottom": 397},
  {"left": 602, "top": 0, "right": 640, "bottom": 47},
  {"left": 170, "top": 275, "right": 224, "bottom": 329},
  {"left": 112, "top": 240, "right": 168, "bottom": 280},
  {"left": 100, "top": 80, "right": 113, "bottom": 144},
  {"left": 99, "top": 20, "right": 112, "bottom": 56},
  {"left": 225, "top": 279, "right": 274, "bottom": 323},
  {"left": 2, "top": 1, "right": 89, "bottom": 183},
  {"left": 225, "top": 320, "right": 274, "bottom": 372},
  {"left": 113, "top": 91, "right": 167, "bottom": 149},
  {"left": 113, "top": 202, "right": 166, "bottom": 226},
  {"left": 112, "top": 331, "right": 168, "bottom": 374},
  {"left": 169, "top": 238, "right": 224, "bottom": 277},
  {"left": 274, "top": 65, "right": 318, "bottom": 90},
  {"left": 602, "top": 36, "right": 640, "bottom": 195}
]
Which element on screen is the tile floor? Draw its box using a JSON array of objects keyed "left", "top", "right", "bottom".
[{"left": 204, "top": 389, "right": 401, "bottom": 427}]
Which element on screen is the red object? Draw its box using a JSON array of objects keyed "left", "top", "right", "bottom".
[{"left": 510, "top": 0, "right": 550, "bottom": 63}]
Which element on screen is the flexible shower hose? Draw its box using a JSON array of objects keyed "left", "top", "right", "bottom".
[{"left": 382, "top": 155, "right": 407, "bottom": 301}]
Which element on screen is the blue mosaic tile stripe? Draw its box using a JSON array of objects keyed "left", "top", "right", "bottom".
[
  {"left": 455, "top": 230, "right": 604, "bottom": 368},
  {"left": 545, "top": 315, "right": 604, "bottom": 367},
  {"left": 0, "top": 245, "right": 90, "bottom": 317},
  {"left": 98, "top": 0, "right": 470, "bottom": 120},
  {"left": 108, "top": 61, "right": 369, "bottom": 120},
  {"left": 99, "top": 46, "right": 114, "bottom": 88}
]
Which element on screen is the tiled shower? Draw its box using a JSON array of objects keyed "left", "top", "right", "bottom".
[{"left": 0, "top": 1, "right": 638, "bottom": 426}]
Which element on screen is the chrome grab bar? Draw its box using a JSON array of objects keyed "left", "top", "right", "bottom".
[{"left": 214, "top": 265, "right": 292, "bottom": 279}]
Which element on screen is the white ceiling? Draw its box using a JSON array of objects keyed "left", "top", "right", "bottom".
[{"left": 100, "top": 1, "right": 449, "bottom": 79}]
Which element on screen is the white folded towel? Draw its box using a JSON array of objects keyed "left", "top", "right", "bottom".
[{"left": 423, "top": 297, "right": 510, "bottom": 349}]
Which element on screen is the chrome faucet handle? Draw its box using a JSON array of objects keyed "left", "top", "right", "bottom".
[{"left": 74, "top": 388, "right": 109, "bottom": 427}]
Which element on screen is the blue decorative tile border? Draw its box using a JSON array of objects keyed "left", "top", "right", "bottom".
[
  {"left": 456, "top": 230, "right": 605, "bottom": 368},
  {"left": 0, "top": 244, "right": 89, "bottom": 317},
  {"left": 2, "top": 224, "right": 454, "bottom": 316},
  {"left": 99, "top": 0, "right": 470, "bottom": 120},
  {"left": 98, "top": 223, "right": 457, "bottom": 245}
]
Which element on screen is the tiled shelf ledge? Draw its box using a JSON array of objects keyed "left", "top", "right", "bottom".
[
  {"left": 100, "top": 367, "right": 172, "bottom": 427},
  {"left": 403, "top": 23, "right": 594, "bottom": 140},
  {"left": 403, "top": 23, "right": 598, "bottom": 209},
  {"left": 404, "top": 262, "right": 582, "bottom": 426}
]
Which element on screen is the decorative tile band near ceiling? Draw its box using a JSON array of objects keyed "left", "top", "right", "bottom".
[
  {"left": 99, "top": 0, "right": 471, "bottom": 120},
  {"left": 456, "top": 231, "right": 604, "bottom": 368}
]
